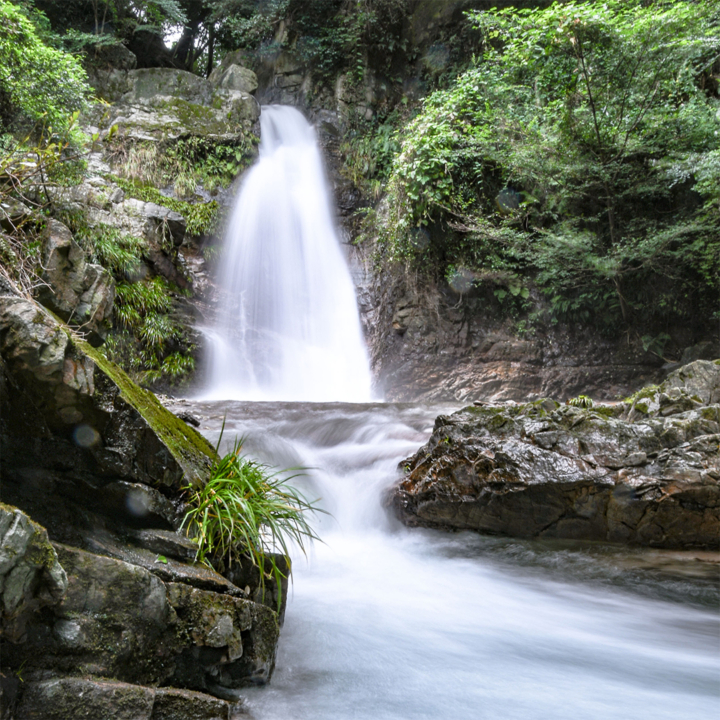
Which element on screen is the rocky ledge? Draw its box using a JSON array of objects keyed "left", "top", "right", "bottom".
[
  {"left": 391, "top": 360, "right": 720, "bottom": 549},
  {"left": 0, "top": 285, "right": 285, "bottom": 718}
]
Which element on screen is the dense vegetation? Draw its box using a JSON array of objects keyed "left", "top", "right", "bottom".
[
  {"left": 377, "top": 0, "right": 720, "bottom": 350},
  {"left": 1, "top": 0, "right": 718, "bottom": 376},
  {"left": 0, "top": 0, "right": 248, "bottom": 385}
]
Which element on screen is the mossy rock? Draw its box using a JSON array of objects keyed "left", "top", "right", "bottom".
[
  {"left": 0, "top": 293, "right": 215, "bottom": 493},
  {"left": 71, "top": 334, "right": 215, "bottom": 487}
]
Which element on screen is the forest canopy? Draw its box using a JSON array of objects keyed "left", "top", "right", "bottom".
[{"left": 381, "top": 0, "right": 720, "bottom": 340}]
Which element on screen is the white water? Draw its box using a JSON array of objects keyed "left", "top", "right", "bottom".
[
  {"left": 200, "top": 105, "right": 372, "bottom": 402},
  {"left": 186, "top": 401, "right": 720, "bottom": 720}
]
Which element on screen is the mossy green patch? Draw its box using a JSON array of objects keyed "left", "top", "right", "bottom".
[
  {"left": 624, "top": 385, "right": 661, "bottom": 404},
  {"left": 110, "top": 175, "right": 219, "bottom": 236},
  {"left": 69, "top": 332, "right": 216, "bottom": 487},
  {"left": 592, "top": 405, "right": 622, "bottom": 418},
  {"left": 0, "top": 502, "right": 57, "bottom": 571}
]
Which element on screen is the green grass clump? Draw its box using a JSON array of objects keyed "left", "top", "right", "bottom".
[
  {"left": 181, "top": 435, "right": 323, "bottom": 610},
  {"left": 568, "top": 395, "right": 594, "bottom": 409}
]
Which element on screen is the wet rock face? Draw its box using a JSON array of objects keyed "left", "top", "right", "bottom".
[
  {"left": 2, "top": 545, "right": 278, "bottom": 693},
  {"left": 391, "top": 362, "right": 720, "bottom": 549},
  {"left": 0, "top": 505, "right": 67, "bottom": 643},
  {"left": 363, "top": 271, "right": 674, "bottom": 403}
]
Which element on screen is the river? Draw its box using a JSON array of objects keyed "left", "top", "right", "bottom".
[{"left": 170, "top": 398, "right": 720, "bottom": 720}]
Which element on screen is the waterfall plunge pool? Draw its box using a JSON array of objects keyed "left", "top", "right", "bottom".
[{"left": 166, "top": 399, "right": 720, "bottom": 720}]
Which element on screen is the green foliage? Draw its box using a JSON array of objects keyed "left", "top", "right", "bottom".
[
  {"left": 34, "top": 0, "right": 187, "bottom": 43},
  {"left": 381, "top": 0, "right": 720, "bottom": 338},
  {"left": 110, "top": 275, "right": 194, "bottom": 381},
  {"left": 341, "top": 110, "right": 404, "bottom": 198},
  {"left": 73, "top": 220, "right": 147, "bottom": 275},
  {"left": 0, "top": 1, "right": 91, "bottom": 133},
  {"left": 58, "top": 211, "right": 195, "bottom": 385},
  {"left": 181, "top": 434, "right": 322, "bottom": 609},
  {"left": 568, "top": 395, "right": 593, "bottom": 409},
  {"left": 111, "top": 175, "right": 219, "bottom": 236},
  {"left": 109, "top": 134, "right": 254, "bottom": 233}
]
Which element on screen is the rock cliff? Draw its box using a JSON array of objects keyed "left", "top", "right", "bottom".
[
  {"left": 0, "top": 283, "right": 284, "bottom": 718},
  {"left": 391, "top": 361, "right": 720, "bottom": 549}
]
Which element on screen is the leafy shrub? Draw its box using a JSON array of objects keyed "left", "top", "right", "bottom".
[
  {"left": 0, "top": 1, "right": 90, "bottom": 132},
  {"left": 181, "top": 436, "right": 322, "bottom": 608},
  {"left": 380, "top": 0, "right": 720, "bottom": 337}
]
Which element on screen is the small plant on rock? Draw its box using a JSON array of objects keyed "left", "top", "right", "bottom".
[
  {"left": 568, "top": 395, "right": 594, "bottom": 409},
  {"left": 181, "top": 432, "right": 323, "bottom": 608}
]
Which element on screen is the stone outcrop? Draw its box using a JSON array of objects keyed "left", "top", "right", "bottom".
[
  {"left": 391, "top": 361, "right": 720, "bottom": 549},
  {"left": 2, "top": 544, "right": 278, "bottom": 692},
  {"left": 0, "top": 290, "right": 214, "bottom": 497},
  {"left": 209, "top": 58, "right": 259, "bottom": 94},
  {"left": 35, "top": 219, "right": 115, "bottom": 344},
  {"left": 0, "top": 288, "right": 286, "bottom": 717},
  {"left": 358, "top": 262, "right": 719, "bottom": 403},
  {"left": 0, "top": 505, "right": 67, "bottom": 643},
  {"left": 106, "top": 67, "right": 259, "bottom": 141}
]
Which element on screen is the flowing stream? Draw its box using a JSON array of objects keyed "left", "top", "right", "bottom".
[
  {"left": 192, "top": 104, "right": 718, "bottom": 719},
  {"left": 200, "top": 105, "right": 372, "bottom": 402},
  {"left": 174, "top": 400, "right": 720, "bottom": 720}
]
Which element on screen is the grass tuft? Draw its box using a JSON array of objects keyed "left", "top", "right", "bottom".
[{"left": 181, "top": 428, "right": 324, "bottom": 611}]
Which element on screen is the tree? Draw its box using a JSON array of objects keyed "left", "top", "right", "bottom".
[
  {"left": 383, "top": 0, "right": 720, "bottom": 338},
  {"left": 0, "top": 1, "right": 91, "bottom": 133}
]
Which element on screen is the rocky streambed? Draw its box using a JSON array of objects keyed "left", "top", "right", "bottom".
[{"left": 391, "top": 361, "right": 720, "bottom": 549}]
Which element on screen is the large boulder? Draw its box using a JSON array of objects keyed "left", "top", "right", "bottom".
[
  {"left": 0, "top": 288, "right": 286, "bottom": 712},
  {"left": 0, "top": 290, "right": 216, "bottom": 545},
  {"left": 391, "top": 361, "right": 720, "bottom": 549},
  {"left": 108, "top": 68, "right": 259, "bottom": 141},
  {"left": 0, "top": 292, "right": 214, "bottom": 491},
  {"left": 35, "top": 219, "right": 115, "bottom": 344},
  {"left": 625, "top": 359, "right": 720, "bottom": 418},
  {"left": 2, "top": 544, "right": 278, "bottom": 693},
  {"left": 209, "top": 63, "right": 259, "bottom": 94}
]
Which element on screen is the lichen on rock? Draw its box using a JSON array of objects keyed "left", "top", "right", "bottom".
[
  {"left": 0, "top": 504, "right": 67, "bottom": 643},
  {"left": 391, "top": 361, "right": 720, "bottom": 549}
]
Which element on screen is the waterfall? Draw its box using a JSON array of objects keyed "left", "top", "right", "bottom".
[{"left": 200, "top": 105, "right": 373, "bottom": 402}]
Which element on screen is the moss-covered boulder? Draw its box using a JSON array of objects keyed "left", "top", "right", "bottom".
[
  {"left": 625, "top": 359, "right": 720, "bottom": 419},
  {"left": 109, "top": 68, "right": 259, "bottom": 142},
  {"left": 0, "top": 290, "right": 215, "bottom": 542},
  {"left": 392, "top": 363, "right": 720, "bottom": 549},
  {"left": 0, "top": 292, "right": 214, "bottom": 489}
]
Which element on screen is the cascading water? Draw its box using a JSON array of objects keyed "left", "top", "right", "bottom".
[
  {"left": 167, "top": 399, "right": 720, "bottom": 720},
  {"left": 187, "top": 103, "right": 718, "bottom": 720},
  {"left": 200, "top": 105, "right": 372, "bottom": 402}
]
